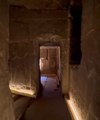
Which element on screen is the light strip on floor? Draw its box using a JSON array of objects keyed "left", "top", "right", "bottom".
[
  {"left": 65, "top": 98, "right": 81, "bottom": 120},
  {"left": 9, "top": 85, "right": 36, "bottom": 98}
]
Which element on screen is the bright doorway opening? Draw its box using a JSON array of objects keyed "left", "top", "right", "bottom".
[{"left": 39, "top": 46, "right": 61, "bottom": 89}]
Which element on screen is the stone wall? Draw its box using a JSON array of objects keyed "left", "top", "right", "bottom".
[
  {"left": 9, "top": 6, "right": 69, "bottom": 94},
  {"left": 40, "top": 48, "right": 58, "bottom": 75},
  {"left": 69, "top": 0, "right": 100, "bottom": 120},
  {"left": 0, "top": 0, "right": 15, "bottom": 119}
]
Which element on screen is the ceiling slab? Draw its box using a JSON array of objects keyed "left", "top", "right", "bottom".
[{"left": 8, "top": 0, "right": 70, "bottom": 9}]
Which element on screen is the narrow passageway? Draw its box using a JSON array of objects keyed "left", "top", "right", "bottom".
[{"left": 20, "top": 76, "right": 72, "bottom": 120}]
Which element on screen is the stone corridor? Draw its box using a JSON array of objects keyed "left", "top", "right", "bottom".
[
  {"left": 0, "top": 0, "right": 100, "bottom": 120},
  {"left": 20, "top": 76, "right": 72, "bottom": 120}
]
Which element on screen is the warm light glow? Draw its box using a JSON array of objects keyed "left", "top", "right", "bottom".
[
  {"left": 65, "top": 98, "right": 82, "bottom": 120},
  {"left": 39, "top": 58, "right": 44, "bottom": 70},
  {"left": 9, "top": 84, "right": 36, "bottom": 98}
]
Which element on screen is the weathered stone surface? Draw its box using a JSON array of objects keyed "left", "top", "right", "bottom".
[
  {"left": 69, "top": 0, "right": 100, "bottom": 120},
  {"left": 0, "top": 0, "right": 15, "bottom": 119}
]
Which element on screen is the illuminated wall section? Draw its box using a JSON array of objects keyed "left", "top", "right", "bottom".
[{"left": 65, "top": 0, "right": 100, "bottom": 120}]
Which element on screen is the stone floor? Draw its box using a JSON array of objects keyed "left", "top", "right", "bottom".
[{"left": 20, "top": 76, "right": 72, "bottom": 120}]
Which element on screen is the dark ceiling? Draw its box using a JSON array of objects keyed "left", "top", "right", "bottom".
[{"left": 8, "top": 0, "right": 70, "bottom": 10}]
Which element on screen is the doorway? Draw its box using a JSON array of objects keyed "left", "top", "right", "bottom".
[{"left": 39, "top": 46, "right": 61, "bottom": 90}]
